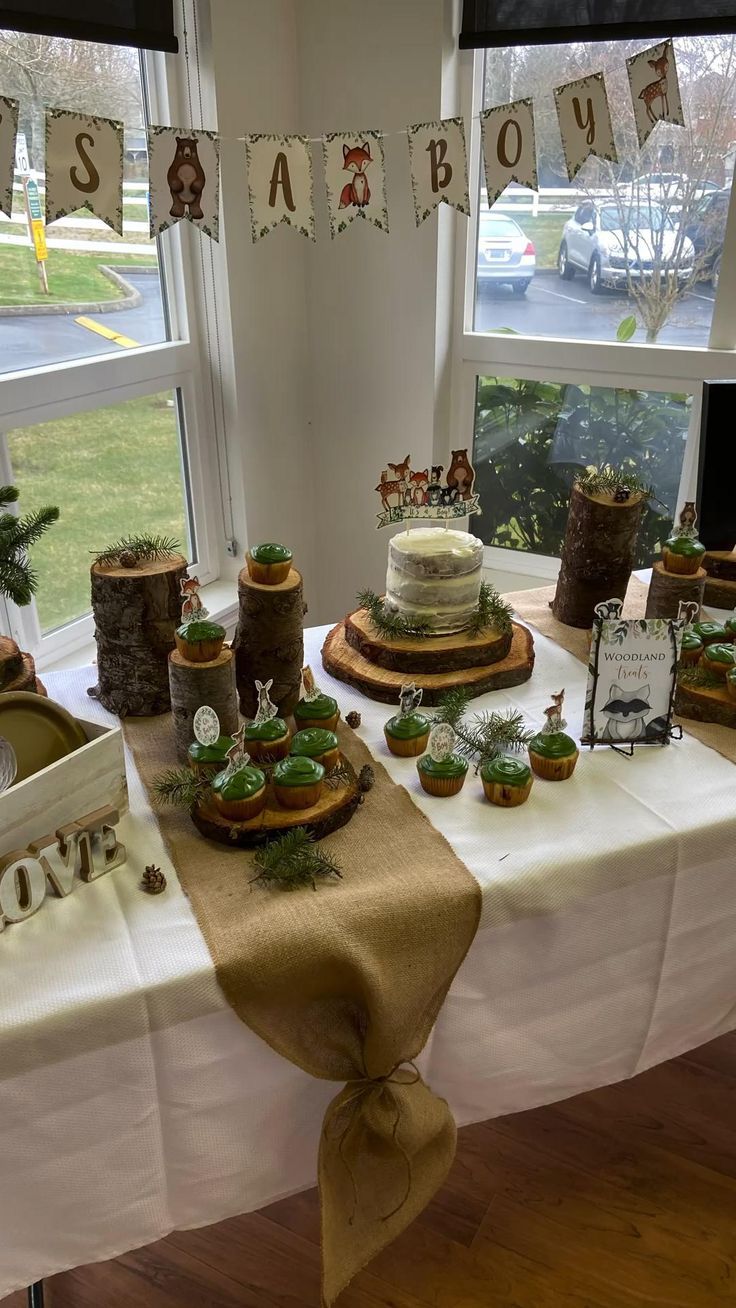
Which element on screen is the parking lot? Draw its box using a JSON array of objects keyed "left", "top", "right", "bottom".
[{"left": 475, "top": 272, "right": 715, "bottom": 347}]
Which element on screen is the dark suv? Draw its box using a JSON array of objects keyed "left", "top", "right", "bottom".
[{"left": 685, "top": 188, "right": 730, "bottom": 289}]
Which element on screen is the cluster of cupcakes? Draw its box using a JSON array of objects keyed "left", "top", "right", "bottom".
[
  {"left": 678, "top": 611, "right": 736, "bottom": 682},
  {"left": 384, "top": 683, "right": 578, "bottom": 806}
]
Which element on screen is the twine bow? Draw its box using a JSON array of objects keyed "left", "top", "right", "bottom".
[{"left": 327, "top": 1061, "right": 421, "bottom": 1225}]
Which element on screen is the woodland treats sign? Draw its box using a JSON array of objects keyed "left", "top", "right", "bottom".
[
  {"left": 582, "top": 600, "right": 683, "bottom": 748},
  {"left": 0, "top": 804, "right": 126, "bottom": 931}
]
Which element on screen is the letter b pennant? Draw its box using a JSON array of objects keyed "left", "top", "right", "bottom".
[
  {"left": 45, "top": 108, "right": 123, "bottom": 233},
  {"left": 245, "top": 134, "right": 315, "bottom": 241},
  {"left": 480, "top": 98, "right": 537, "bottom": 209},
  {"left": 407, "top": 118, "right": 470, "bottom": 226}
]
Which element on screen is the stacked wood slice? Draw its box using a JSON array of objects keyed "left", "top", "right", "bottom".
[
  {"left": 551, "top": 484, "right": 645, "bottom": 629},
  {"left": 322, "top": 606, "right": 534, "bottom": 706},
  {"left": 0, "top": 634, "right": 45, "bottom": 696},
  {"left": 88, "top": 554, "right": 188, "bottom": 717},
  {"left": 645, "top": 561, "right": 706, "bottom": 620},
  {"left": 702, "top": 550, "right": 736, "bottom": 610},
  {"left": 168, "top": 646, "right": 240, "bottom": 763}
]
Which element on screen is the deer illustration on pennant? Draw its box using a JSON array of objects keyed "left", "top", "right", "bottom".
[{"left": 627, "top": 40, "right": 684, "bottom": 147}]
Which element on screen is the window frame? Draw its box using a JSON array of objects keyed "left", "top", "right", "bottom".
[
  {"left": 452, "top": 46, "right": 736, "bottom": 580},
  {"left": 0, "top": 32, "right": 227, "bottom": 668}
]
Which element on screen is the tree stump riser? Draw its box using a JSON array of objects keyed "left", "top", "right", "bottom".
[
  {"left": 645, "top": 563, "right": 706, "bottom": 620},
  {"left": 169, "top": 648, "right": 240, "bottom": 764},
  {"left": 233, "top": 567, "right": 305, "bottom": 719},
  {"left": 552, "top": 487, "right": 644, "bottom": 629},
  {"left": 703, "top": 576, "right": 736, "bottom": 610},
  {"left": 676, "top": 681, "right": 736, "bottom": 728},
  {"left": 344, "top": 608, "right": 512, "bottom": 673}
]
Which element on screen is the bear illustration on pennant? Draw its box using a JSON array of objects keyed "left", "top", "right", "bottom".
[{"left": 167, "top": 136, "right": 207, "bottom": 221}]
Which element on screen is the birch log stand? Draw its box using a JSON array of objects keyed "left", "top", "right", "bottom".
[
  {"left": 645, "top": 562, "right": 706, "bottom": 620},
  {"left": 232, "top": 567, "right": 305, "bottom": 719},
  {"left": 89, "top": 554, "right": 188, "bottom": 716},
  {"left": 168, "top": 647, "right": 240, "bottom": 763},
  {"left": 551, "top": 486, "right": 645, "bottom": 628}
]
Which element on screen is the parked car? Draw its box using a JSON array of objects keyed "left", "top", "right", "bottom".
[
  {"left": 477, "top": 212, "right": 536, "bottom": 296},
  {"left": 685, "top": 187, "right": 730, "bottom": 289},
  {"left": 558, "top": 200, "right": 695, "bottom": 294}
]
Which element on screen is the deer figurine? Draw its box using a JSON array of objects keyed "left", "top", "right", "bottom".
[{"left": 639, "top": 50, "right": 669, "bottom": 125}]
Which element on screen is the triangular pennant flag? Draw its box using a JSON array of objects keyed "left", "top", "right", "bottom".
[
  {"left": 0, "top": 97, "right": 18, "bottom": 219},
  {"left": 45, "top": 109, "right": 123, "bottom": 234},
  {"left": 245, "top": 134, "right": 315, "bottom": 241},
  {"left": 407, "top": 117, "right": 470, "bottom": 226},
  {"left": 480, "top": 98, "right": 537, "bottom": 208},
  {"left": 147, "top": 127, "right": 220, "bottom": 241},
  {"left": 323, "top": 131, "right": 388, "bottom": 237},
  {"left": 627, "top": 40, "right": 684, "bottom": 149},
  {"left": 554, "top": 72, "right": 617, "bottom": 181}
]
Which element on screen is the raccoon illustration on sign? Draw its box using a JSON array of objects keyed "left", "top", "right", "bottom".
[{"left": 582, "top": 599, "right": 683, "bottom": 749}]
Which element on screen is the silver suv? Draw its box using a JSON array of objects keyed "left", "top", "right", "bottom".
[{"left": 558, "top": 199, "right": 695, "bottom": 294}]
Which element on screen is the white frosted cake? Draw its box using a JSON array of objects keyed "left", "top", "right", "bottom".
[{"left": 385, "top": 528, "right": 484, "bottom": 634}]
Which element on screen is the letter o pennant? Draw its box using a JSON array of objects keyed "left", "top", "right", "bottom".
[
  {"left": 45, "top": 109, "right": 123, "bottom": 233},
  {"left": 480, "top": 98, "right": 537, "bottom": 209},
  {"left": 245, "top": 134, "right": 315, "bottom": 241}
]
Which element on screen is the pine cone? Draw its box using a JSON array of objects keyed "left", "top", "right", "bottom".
[
  {"left": 141, "top": 864, "right": 167, "bottom": 894},
  {"left": 613, "top": 486, "right": 631, "bottom": 503},
  {"left": 118, "top": 549, "right": 138, "bottom": 569},
  {"left": 358, "top": 764, "right": 375, "bottom": 792},
  {"left": 346, "top": 710, "right": 361, "bottom": 728}
]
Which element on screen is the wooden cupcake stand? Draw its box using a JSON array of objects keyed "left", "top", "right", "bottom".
[{"left": 322, "top": 606, "right": 534, "bottom": 705}]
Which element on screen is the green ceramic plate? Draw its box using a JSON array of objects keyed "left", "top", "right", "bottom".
[{"left": 0, "top": 691, "right": 87, "bottom": 784}]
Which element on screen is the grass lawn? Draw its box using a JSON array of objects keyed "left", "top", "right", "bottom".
[
  {"left": 8, "top": 393, "right": 189, "bottom": 632},
  {"left": 518, "top": 212, "right": 569, "bottom": 269},
  {"left": 0, "top": 245, "right": 158, "bottom": 306}
]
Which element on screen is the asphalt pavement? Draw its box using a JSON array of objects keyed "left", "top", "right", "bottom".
[
  {"left": 1, "top": 272, "right": 167, "bottom": 373},
  {"left": 475, "top": 272, "right": 715, "bottom": 347}
]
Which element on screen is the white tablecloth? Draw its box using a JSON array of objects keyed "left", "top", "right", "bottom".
[{"left": 2, "top": 622, "right": 735, "bottom": 1297}]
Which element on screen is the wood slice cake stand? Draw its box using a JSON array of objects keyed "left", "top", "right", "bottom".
[
  {"left": 323, "top": 610, "right": 534, "bottom": 706},
  {"left": 191, "top": 752, "right": 361, "bottom": 848},
  {"left": 676, "top": 681, "right": 736, "bottom": 729}
]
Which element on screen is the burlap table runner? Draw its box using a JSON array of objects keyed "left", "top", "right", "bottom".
[
  {"left": 123, "top": 716, "right": 481, "bottom": 1305},
  {"left": 508, "top": 575, "right": 736, "bottom": 765}
]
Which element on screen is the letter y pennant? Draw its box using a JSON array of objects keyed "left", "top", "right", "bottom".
[{"left": 245, "top": 134, "right": 315, "bottom": 241}]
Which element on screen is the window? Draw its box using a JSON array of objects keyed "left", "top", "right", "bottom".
[
  {"left": 455, "top": 37, "right": 736, "bottom": 579},
  {"left": 0, "top": 21, "right": 224, "bottom": 665}
]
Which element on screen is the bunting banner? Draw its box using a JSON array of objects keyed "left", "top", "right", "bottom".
[
  {"left": 147, "top": 127, "right": 220, "bottom": 241},
  {"left": 45, "top": 109, "right": 123, "bottom": 234},
  {"left": 407, "top": 117, "right": 470, "bottom": 226},
  {"left": 480, "top": 98, "right": 537, "bottom": 209},
  {"left": 627, "top": 40, "right": 684, "bottom": 150},
  {"left": 554, "top": 72, "right": 617, "bottom": 181},
  {"left": 245, "top": 133, "right": 315, "bottom": 241},
  {"left": 323, "top": 131, "right": 388, "bottom": 237},
  {"left": 0, "top": 96, "right": 17, "bottom": 219}
]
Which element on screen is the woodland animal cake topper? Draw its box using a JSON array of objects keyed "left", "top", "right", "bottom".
[
  {"left": 254, "top": 678, "right": 278, "bottom": 724},
  {"left": 674, "top": 501, "right": 698, "bottom": 538},
  {"left": 542, "top": 689, "right": 567, "bottom": 734},
  {"left": 224, "top": 723, "right": 249, "bottom": 773},
  {"left": 677, "top": 600, "right": 699, "bottom": 628},
  {"left": 180, "top": 574, "right": 208, "bottom": 621},
  {"left": 428, "top": 722, "right": 457, "bottom": 762},
  {"left": 398, "top": 682, "right": 423, "bottom": 716},
  {"left": 374, "top": 449, "right": 482, "bottom": 528},
  {"left": 302, "top": 665, "right": 322, "bottom": 703}
]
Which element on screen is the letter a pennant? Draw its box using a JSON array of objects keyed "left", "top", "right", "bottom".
[
  {"left": 45, "top": 108, "right": 123, "bottom": 233},
  {"left": 554, "top": 73, "right": 617, "bottom": 181},
  {"left": 244, "top": 134, "right": 315, "bottom": 241},
  {"left": 407, "top": 118, "right": 470, "bottom": 226},
  {"left": 147, "top": 126, "right": 220, "bottom": 241},
  {"left": 480, "top": 98, "right": 537, "bottom": 209}
]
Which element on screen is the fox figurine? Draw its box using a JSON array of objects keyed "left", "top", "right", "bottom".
[{"left": 339, "top": 142, "right": 372, "bottom": 209}]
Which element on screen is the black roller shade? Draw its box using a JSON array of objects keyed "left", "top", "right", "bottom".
[
  {"left": 0, "top": 1, "right": 178, "bottom": 51},
  {"left": 460, "top": 0, "right": 736, "bottom": 47}
]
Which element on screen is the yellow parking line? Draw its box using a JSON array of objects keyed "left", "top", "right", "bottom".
[{"left": 75, "top": 316, "right": 140, "bottom": 349}]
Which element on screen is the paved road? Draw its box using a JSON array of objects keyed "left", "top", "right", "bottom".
[
  {"left": 1, "top": 272, "right": 166, "bottom": 374},
  {"left": 475, "top": 273, "right": 715, "bottom": 348}
]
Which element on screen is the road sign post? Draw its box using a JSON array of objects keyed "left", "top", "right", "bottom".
[{"left": 16, "top": 136, "right": 49, "bottom": 295}]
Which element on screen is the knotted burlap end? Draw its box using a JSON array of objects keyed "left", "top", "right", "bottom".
[{"left": 319, "top": 1065, "right": 457, "bottom": 1306}]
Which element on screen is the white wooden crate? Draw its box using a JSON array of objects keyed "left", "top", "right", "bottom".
[{"left": 0, "top": 718, "right": 128, "bottom": 857}]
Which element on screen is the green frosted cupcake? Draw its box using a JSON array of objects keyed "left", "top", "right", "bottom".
[
  {"left": 188, "top": 734, "right": 234, "bottom": 775},
  {"left": 294, "top": 692, "right": 340, "bottom": 732},
  {"left": 481, "top": 755, "right": 533, "bottom": 807},
  {"left": 528, "top": 729, "right": 578, "bottom": 781},
  {"left": 211, "top": 762, "right": 267, "bottom": 820},
  {"left": 243, "top": 715, "right": 291, "bottom": 763},
  {"left": 290, "top": 728, "right": 339, "bottom": 771},
  {"left": 679, "top": 630, "right": 704, "bottom": 667},
  {"left": 175, "top": 617, "right": 226, "bottom": 663},
  {"left": 700, "top": 642, "right": 736, "bottom": 680},
  {"left": 384, "top": 710, "right": 431, "bottom": 757},
  {"left": 247, "top": 542, "right": 293, "bottom": 585},
  {"left": 417, "top": 752, "right": 468, "bottom": 797},
  {"left": 272, "top": 753, "right": 325, "bottom": 810},
  {"left": 662, "top": 533, "right": 706, "bottom": 576},
  {"left": 725, "top": 613, "right": 736, "bottom": 639},
  {"left": 693, "top": 620, "right": 728, "bottom": 646}
]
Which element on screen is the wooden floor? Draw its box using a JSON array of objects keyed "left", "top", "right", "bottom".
[{"left": 10, "top": 1033, "right": 736, "bottom": 1307}]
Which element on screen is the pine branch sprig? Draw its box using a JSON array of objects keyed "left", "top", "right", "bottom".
[
  {"left": 576, "top": 464, "right": 654, "bottom": 502},
  {"left": 0, "top": 486, "right": 19, "bottom": 506},
  {"left": 324, "top": 762, "right": 355, "bottom": 790},
  {"left": 93, "top": 533, "right": 181, "bottom": 568},
  {"left": 250, "top": 827, "right": 343, "bottom": 892},
  {"left": 357, "top": 588, "right": 431, "bottom": 640},
  {"left": 677, "top": 664, "right": 723, "bottom": 690},
  {"left": 466, "top": 581, "right": 513, "bottom": 637},
  {"left": 0, "top": 486, "right": 59, "bottom": 607},
  {"left": 152, "top": 766, "right": 212, "bottom": 809},
  {"left": 433, "top": 688, "right": 532, "bottom": 770}
]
